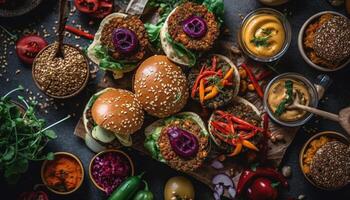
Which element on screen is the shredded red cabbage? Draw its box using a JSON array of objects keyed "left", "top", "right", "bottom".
[{"left": 91, "top": 151, "right": 131, "bottom": 194}]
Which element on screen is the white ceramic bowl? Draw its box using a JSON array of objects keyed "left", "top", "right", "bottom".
[{"left": 298, "top": 11, "right": 350, "bottom": 72}]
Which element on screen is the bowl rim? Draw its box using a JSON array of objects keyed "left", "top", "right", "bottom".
[
  {"left": 32, "top": 43, "right": 90, "bottom": 99},
  {"left": 299, "top": 131, "right": 350, "bottom": 190},
  {"left": 297, "top": 11, "right": 350, "bottom": 72},
  {"left": 238, "top": 7, "right": 292, "bottom": 62},
  {"left": 41, "top": 152, "right": 85, "bottom": 195},
  {"left": 88, "top": 149, "right": 135, "bottom": 192},
  {"left": 263, "top": 72, "right": 319, "bottom": 127}
]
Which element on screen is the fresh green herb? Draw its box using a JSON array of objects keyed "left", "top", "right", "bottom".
[
  {"left": 93, "top": 45, "right": 137, "bottom": 71},
  {"left": 165, "top": 33, "right": 196, "bottom": 66},
  {"left": 261, "top": 28, "right": 272, "bottom": 35},
  {"left": 274, "top": 80, "right": 293, "bottom": 116},
  {"left": 271, "top": 181, "right": 280, "bottom": 188},
  {"left": 0, "top": 87, "right": 70, "bottom": 184},
  {"left": 250, "top": 35, "right": 271, "bottom": 47}
]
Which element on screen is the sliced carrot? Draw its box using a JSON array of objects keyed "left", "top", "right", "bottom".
[
  {"left": 223, "top": 67, "right": 234, "bottom": 81},
  {"left": 242, "top": 140, "right": 259, "bottom": 151},
  {"left": 228, "top": 143, "right": 242, "bottom": 157},
  {"left": 204, "top": 85, "right": 214, "bottom": 93},
  {"left": 204, "top": 86, "right": 219, "bottom": 100},
  {"left": 199, "top": 79, "right": 205, "bottom": 104}
]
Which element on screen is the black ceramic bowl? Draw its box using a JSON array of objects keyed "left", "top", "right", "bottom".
[{"left": 0, "top": 0, "right": 42, "bottom": 17}]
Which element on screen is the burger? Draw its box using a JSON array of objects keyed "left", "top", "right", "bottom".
[
  {"left": 144, "top": 112, "right": 209, "bottom": 172},
  {"left": 208, "top": 97, "right": 265, "bottom": 158},
  {"left": 159, "top": 1, "right": 224, "bottom": 66},
  {"left": 303, "top": 13, "right": 350, "bottom": 69},
  {"left": 188, "top": 54, "right": 240, "bottom": 109},
  {"left": 308, "top": 140, "right": 350, "bottom": 190},
  {"left": 83, "top": 88, "right": 144, "bottom": 147},
  {"left": 133, "top": 55, "right": 189, "bottom": 118},
  {"left": 88, "top": 13, "right": 149, "bottom": 79}
]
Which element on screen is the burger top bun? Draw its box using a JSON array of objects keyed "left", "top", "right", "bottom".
[
  {"left": 91, "top": 88, "right": 144, "bottom": 135},
  {"left": 133, "top": 55, "right": 189, "bottom": 118}
]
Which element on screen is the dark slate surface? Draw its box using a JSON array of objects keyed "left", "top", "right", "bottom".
[{"left": 0, "top": 0, "right": 350, "bottom": 199}]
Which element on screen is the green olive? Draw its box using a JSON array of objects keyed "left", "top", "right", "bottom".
[{"left": 164, "top": 176, "right": 195, "bottom": 200}]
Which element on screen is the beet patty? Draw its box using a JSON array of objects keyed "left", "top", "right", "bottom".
[
  {"left": 100, "top": 16, "right": 149, "bottom": 61},
  {"left": 167, "top": 2, "right": 220, "bottom": 51}
]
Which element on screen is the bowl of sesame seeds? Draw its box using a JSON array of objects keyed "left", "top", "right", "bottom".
[
  {"left": 32, "top": 42, "right": 90, "bottom": 99},
  {"left": 300, "top": 131, "right": 350, "bottom": 190}
]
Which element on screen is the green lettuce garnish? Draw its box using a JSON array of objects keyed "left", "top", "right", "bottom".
[
  {"left": 202, "top": 0, "right": 224, "bottom": 27},
  {"left": 165, "top": 33, "right": 196, "bottom": 66},
  {"left": 93, "top": 45, "right": 136, "bottom": 71}
]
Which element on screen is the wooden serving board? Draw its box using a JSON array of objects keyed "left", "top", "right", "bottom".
[{"left": 74, "top": 42, "right": 299, "bottom": 190}]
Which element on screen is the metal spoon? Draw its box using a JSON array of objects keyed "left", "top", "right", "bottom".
[{"left": 288, "top": 92, "right": 350, "bottom": 134}]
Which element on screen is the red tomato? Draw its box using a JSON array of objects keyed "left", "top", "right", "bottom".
[
  {"left": 74, "top": 0, "right": 99, "bottom": 14},
  {"left": 246, "top": 177, "right": 278, "bottom": 200},
  {"left": 91, "top": 0, "right": 113, "bottom": 19},
  {"left": 15, "top": 35, "right": 47, "bottom": 65}
]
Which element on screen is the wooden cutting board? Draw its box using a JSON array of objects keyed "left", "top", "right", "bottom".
[{"left": 74, "top": 42, "right": 299, "bottom": 190}]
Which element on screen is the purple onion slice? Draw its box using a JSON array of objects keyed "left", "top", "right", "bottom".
[
  {"left": 112, "top": 28, "right": 138, "bottom": 54},
  {"left": 167, "top": 127, "right": 199, "bottom": 158},
  {"left": 182, "top": 16, "right": 207, "bottom": 38}
]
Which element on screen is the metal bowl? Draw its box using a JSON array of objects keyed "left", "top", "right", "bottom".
[
  {"left": 297, "top": 11, "right": 350, "bottom": 72},
  {"left": 0, "top": 0, "right": 43, "bottom": 18},
  {"left": 41, "top": 152, "right": 85, "bottom": 195},
  {"left": 299, "top": 131, "right": 350, "bottom": 190},
  {"left": 263, "top": 73, "right": 319, "bottom": 127},
  {"left": 89, "top": 149, "right": 135, "bottom": 192}
]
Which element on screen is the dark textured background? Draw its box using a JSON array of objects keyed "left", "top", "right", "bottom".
[{"left": 0, "top": 0, "right": 350, "bottom": 199}]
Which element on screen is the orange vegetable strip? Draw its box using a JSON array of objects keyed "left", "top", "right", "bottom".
[
  {"left": 199, "top": 79, "right": 205, "bottom": 104},
  {"left": 204, "top": 86, "right": 219, "bottom": 100},
  {"left": 204, "top": 85, "right": 214, "bottom": 93},
  {"left": 223, "top": 67, "right": 234, "bottom": 81},
  {"left": 242, "top": 140, "right": 259, "bottom": 151},
  {"left": 228, "top": 143, "right": 242, "bottom": 157}
]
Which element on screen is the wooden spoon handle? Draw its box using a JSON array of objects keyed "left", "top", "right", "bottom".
[
  {"left": 297, "top": 104, "right": 339, "bottom": 122},
  {"left": 56, "top": 0, "right": 69, "bottom": 57}
]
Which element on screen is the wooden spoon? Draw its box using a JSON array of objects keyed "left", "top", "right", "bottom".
[
  {"left": 55, "top": 0, "right": 70, "bottom": 57},
  {"left": 288, "top": 92, "right": 350, "bottom": 134}
]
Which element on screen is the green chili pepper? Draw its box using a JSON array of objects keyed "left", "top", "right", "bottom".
[
  {"left": 133, "top": 180, "right": 154, "bottom": 200},
  {"left": 108, "top": 173, "right": 144, "bottom": 200}
]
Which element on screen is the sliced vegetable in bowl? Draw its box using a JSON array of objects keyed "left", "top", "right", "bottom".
[
  {"left": 188, "top": 54, "right": 240, "bottom": 109},
  {"left": 208, "top": 97, "right": 264, "bottom": 157},
  {"left": 89, "top": 149, "right": 134, "bottom": 194}
]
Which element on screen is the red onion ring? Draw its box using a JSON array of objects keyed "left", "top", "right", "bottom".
[
  {"left": 182, "top": 16, "right": 207, "bottom": 38},
  {"left": 112, "top": 28, "right": 138, "bottom": 54}
]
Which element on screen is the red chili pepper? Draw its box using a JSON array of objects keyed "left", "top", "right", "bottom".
[
  {"left": 234, "top": 124, "right": 253, "bottom": 131},
  {"left": 240, "top": 129, "right": 258, "bottom": 140},
  {"left": 211, "top": 55, "right": 217, "bottom": 71},
  {"left": 211, "top": 129, "right": 231, "bottom": 144},
  {"left": 211, "top": 121, "right": 230, "bottom": 135},
  {"left": 241, "top": 63, "right": 264, "bottom": 98},
  {"left": 191, "top": 71, "right": 217, "bottom": 98},
  {"left": 256, "top": 70, "right": 272, "bottom": 81},
  {"left": 64, "top": 25, "right": 94, "bottom": 40}
]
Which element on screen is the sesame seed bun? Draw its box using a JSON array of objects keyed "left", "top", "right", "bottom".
[
  {"left": 91, "top": 88, "right": 144, "bottom": 135},
  {"left": 133, "top": 55, "right": 189, "bottom": 118}
]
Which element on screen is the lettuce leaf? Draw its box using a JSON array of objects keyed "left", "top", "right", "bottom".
[
  {"left": 202, "top": 0, "right": 225, "bottom": 26},
  {"left": 165, "top": 33, "right": 196, "bottom": 66},
  {"left": 93, "top": 45, "right": 136, "bottom": 71}
]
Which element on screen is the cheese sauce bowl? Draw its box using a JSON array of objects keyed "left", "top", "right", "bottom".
[
  {"left": 238, "top": 8, "right": 292, "bottom": 62},
  {"left": 263, "top": 73, "right": 319, "bottom": 127}
]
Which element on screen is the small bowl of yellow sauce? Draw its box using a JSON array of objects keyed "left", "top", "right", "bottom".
[{"left": 238, "top": 8, "right": 291, "bottom": 62}]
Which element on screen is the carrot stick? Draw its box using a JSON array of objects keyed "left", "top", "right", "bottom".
[
  {"left": 64, "top": 25, "right": 94, "bottom": 40},
  {"left": 228, "top": 143, "right": 242, "bottom": 157},
  {"left": 242, "top": 140, "right": 259, "bottom": 151}
]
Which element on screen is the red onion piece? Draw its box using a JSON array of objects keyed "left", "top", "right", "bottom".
[
  {"left": 212, "top": 173, "right": 234, "bottom": 187},
  {"left": 112, "top": 28, "right": 138, "bottom": 54},
  {"left": 211, "top": 160, "right": 224, "bottom": 169},
  {"left": 228, "top": 186, "right": 237, "bottom": 199},
  {"left": 182, "top": 16, "right": 207, "bottom": 38},
  {"left": 167, "top": 127, "right": 199, "bottom": 158}
]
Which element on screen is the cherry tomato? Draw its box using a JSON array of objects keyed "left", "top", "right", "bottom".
[
  {"left": 74, "top": 0, "right": 99, "bottom": 14},
  {"left": 16, "top": 35, "right": 47, "bottom": 65},
  {"left": 91, "top": 0, "right": 113, "bottom": 19}
]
